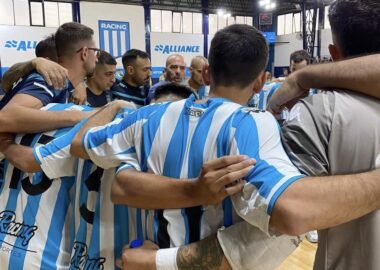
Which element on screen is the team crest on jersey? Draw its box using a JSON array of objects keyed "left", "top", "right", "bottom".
[
  {"left": 241, "top": 107, "right": 265, "bottom": 114},
  {"left": 0, "top": 211, "right": 38, "bottom": 247},
  {"left": 186, "top": 107, "right": 204, "bottom": 117},
  {"left": 71, "top": 242, "right": 106, "bottom": 270}
]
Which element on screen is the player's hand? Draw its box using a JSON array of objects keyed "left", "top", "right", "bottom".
[
  {"left": 111, "top": 99, "right": 137, "bottom": 110},
  {"left": 267, "top": 73, "right": 309, "bottom": 115},
  {"left": 32, "top": 57, "right": 68, "bottom": 90},
  {"left": 116, "top": 240, "right": 158, "bottom": 270},
  {"left": 194, "top": 155, "right": 255, "bottom": 205},
  {"left": 71, "top": 82, "right": 87, "bottom": 105}
]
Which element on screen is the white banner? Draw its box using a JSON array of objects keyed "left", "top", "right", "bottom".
[
  {"left": 0, "top": 25, "right": 57, "bottom": 74},
  {"left": 150, "top": 32, "right": 204, "bottom": 79}
]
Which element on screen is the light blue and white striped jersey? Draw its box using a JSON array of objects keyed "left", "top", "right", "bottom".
[
  {"left": 0, "top": 103, "right": 91, "bottom": 270},
  {"left": 248, "top": 82, "right": 282, "bottom": 110},
  {"left": 84, "top": 95, "right": 304, "bottom": 247},
  {"left": 33, "top": 107, "right": 145, "bottom": 270}
]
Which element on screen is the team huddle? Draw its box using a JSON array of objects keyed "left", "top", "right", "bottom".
[{"left": 0, "top": 1, "right": 380, "bottom": 270}]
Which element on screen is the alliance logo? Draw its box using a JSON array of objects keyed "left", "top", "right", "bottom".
[
  {"left": 0, "top": 210, "right": 37, "bottom": 247},
  {"left": 154, "top": 44, "right": 200, "bottom": 54},
  {"left": 4, "top": 40, "right": 37, "bottom": 51},
  {"left": 71, "top": 242, "right": 106, "bottom": 270}
]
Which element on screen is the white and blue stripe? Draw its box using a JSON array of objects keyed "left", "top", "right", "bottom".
[{"left": 84, "top": 95, "right": 304, "bottom": 247}]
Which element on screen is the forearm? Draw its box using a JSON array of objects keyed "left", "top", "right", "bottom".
[
  {"left": 0, "top": 106, "right": 92, "bottom": 133},
  {"left": 176, "top": 234, "right": 231, "bottom": 270},
  {"left": 112, "top": 170, "right": 200, "bottom": 209},
  {"left": 3, "top": 143, "right": 40, "bottom": 172},
  {"left": 2, "top": 61, "right": 35, "bottom": 92},
  {"left": 71, "top": 101, "right": 124, "bottom": 159},
  {"left": 295, "top": 55, "right": 380, "bottom": 99},
  {"left": 271, "top": 169, "right": 380, "bottom": 235}
]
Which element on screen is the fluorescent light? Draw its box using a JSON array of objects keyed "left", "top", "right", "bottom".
[
  {"left": 225, "top": 13, "right": 231, "bottom": 17},
  {"left": 217, "top": 9, "right": 225, "bottom": 16},
  {"left": 259, "top": 0, "right": 270, "bottom": 7},
  {"left": 270, "top": 3, "right": 276, "bottom": 9}
]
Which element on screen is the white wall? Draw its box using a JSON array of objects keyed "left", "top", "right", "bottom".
[
  {"left": 80, "top": 2, "right": 145, "bottom": 68},
  {"left": 274, "top": 34, "right": 303, "bottom": 66},
  {"left": 274, "top": 29, "right": 333, "bottom": 66},
  {"left": 0, "top": 25, "right": 56, "bottom": 71}
]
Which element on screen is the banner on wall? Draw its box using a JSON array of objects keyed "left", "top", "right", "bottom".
[
  {"left": 0, "top": 25, "right": 57, "bottom": 77},
  {"left": 150, "top": 33, "right": 204, "bottom": 79},
  {"left": 98, "top": 20, "right": 130, "bottom": 60}
]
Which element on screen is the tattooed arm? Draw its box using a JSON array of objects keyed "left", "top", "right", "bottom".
[{"left": 176, "top": 235, "right": 231, "bottom": 270}]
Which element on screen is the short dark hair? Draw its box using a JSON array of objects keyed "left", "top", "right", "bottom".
[
  {"left": 35, "top": 34, "right": 58, "bottom": 62},
  {"left": 97, "top": 50, "right": 117, "bottom": 66},
  {"left": 208, "top": 24, "right": 268, "bottom": 88},
  {"left": 122, "top": 49, "right": 149, "bottom": 69},
  {"left": 329, "top": 0, "right": 380, "bottom": 57},
  {"left": 290, "top": 50, "right": 310, "bottom": 64},
  {"left": 153, "top": 83, "right": 193, "bottom": 101},
  {"left": 55, "top": 22, "right": 94, "bottom": 58}
]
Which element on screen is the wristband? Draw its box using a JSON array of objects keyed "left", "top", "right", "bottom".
[{"left": 156, "top": 247, "right": 179, "bottom": 270}]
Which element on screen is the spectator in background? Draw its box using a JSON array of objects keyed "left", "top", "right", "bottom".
[
  {"left": 186, "top": 56, "right": 209, "bottom": 99},
  {"left": 147, "top": 54, "right": 186, "bottom": 103},
  {"left": 111, "top": 49, "right": 151, "bottom": 108},
  {"left": 0, "top": 22, "right": 97, "bottom": 133},
  {"left": 85, "top": 50, "right": 116, "bottom": 107},
  {"left": 289, "top": 50, "right": 311, "bottom": 73}
]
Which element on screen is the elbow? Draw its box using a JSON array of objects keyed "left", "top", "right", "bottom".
[
  {"left": 269, "top": 199, "right": 310, "bottom": 236},
  {"left": 111, "top": 173, "right": 135, "bottom": 205}
]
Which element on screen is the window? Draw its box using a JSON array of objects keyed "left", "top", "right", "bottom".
[
  {"left": 0, "top": 0, "right": 73, "bottom": 26},
  {"left": 324, "top": 5, "right": 330, "bottom": 29},
  {"left": 14, "top": 0, "right": 29, "bottom": 26},
  {"left": 173, "top": 12, "right": 182, "bottom": 32},
  {"left": 0, "top": 0, "right": 15, "bottom": 25},
  {"left": 162, "top": 10, "right": 172, "bottom": 32},
  {"left": 58, "top": 2, "right": 73, "bottom": 25},
  {"left": 44, "top": 1, "right": 59, "bottom": 27},
  {"left": 30, "top": 1, "right": 44, "bottom": 26},
  {"left": 151, "top": 10, "right": 203, "bottom": 34},
  {"left": 193, "top": 13, "right": 202, "bottom": 34},
  {"left": 182, "top": 12, "right": 193, "bottom": 33},
  {"left": 277, "top": 12, "right": 302, "bottom": 35},
  {"left": 209, "top": 15, "right": 252, "bottom": 34}
]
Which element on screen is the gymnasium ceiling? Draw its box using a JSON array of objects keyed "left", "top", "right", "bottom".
[{"left": 79, "top": 0, "right": 335, "bottom": 16}]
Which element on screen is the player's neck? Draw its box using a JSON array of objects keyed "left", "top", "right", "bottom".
[
  {"left": 209, "top": 85, "right": 252, "bottom": 105},
  {"left": 59, "top": 59, "right": 86, "bottom": 88}
]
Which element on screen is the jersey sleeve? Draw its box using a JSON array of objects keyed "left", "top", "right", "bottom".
[
  {"left": 229, "top": 109, "right": 304, "bottom": 235},
  {"left": 33, "top": 120, "right": 86, "bottom": 179},
  {"left": 281, "top": 92, "right": 334, "bottom": 176},
  {"left": 17, "top": 74, "right": 57, "bottom": 106},
  {"left": 83, "top": 113, "right": 142, "bottom": 170}
]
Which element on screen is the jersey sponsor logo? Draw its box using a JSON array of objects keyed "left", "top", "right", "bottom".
[
  {"left": 186, "top": 107, "right": 204, "bottom": 117},
  {"left": 0, "top": 211, "right": 37, "bottom": 247},
  {"left": 98, "top": 20, "right": 130, "bottom": 59},
  {"left": 154, "top": 44, "right": 200, "bottom": 54},
  {"left": 4, "top": 40, "right": 38, "bottom": 51},
  {"left": 71, "top": 242, "right": 106, "bottom": 270}
]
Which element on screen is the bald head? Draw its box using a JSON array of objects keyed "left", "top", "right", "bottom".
[
  {"left": 165, "top": 54, "right": 186, "bottom": 83},
  {"left": 191, "top": 56, "right": 208, "bottom": 69},
  {"left": 189, "top": 56, "right": 208, "bottom": 88}
]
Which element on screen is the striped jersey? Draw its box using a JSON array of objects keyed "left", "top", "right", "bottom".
[
  {"left": 84, "top": 95, "right": 304, "bottom": 247},
  {"left": 34, "top": 107, "right": 144, "bottom": 270},
  {"left": 248, "top": 82, "right": 282, "bottom": 110},
  {"left": 0, "top": 72, "right": 72, "bottom": 109},
  {"left": 111, "top": 80, "right": 149, "bottom": 108},
  {"left": 0, "top": 103, "right": 90, "bottom": 270}
]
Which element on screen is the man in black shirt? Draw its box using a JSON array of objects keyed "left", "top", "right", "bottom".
[
  {"left": 111, "top": 49, "right": 151, "bottom": 107},
  {"left": 86, "top": 50, "right": 116, "bottom": 107}
]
